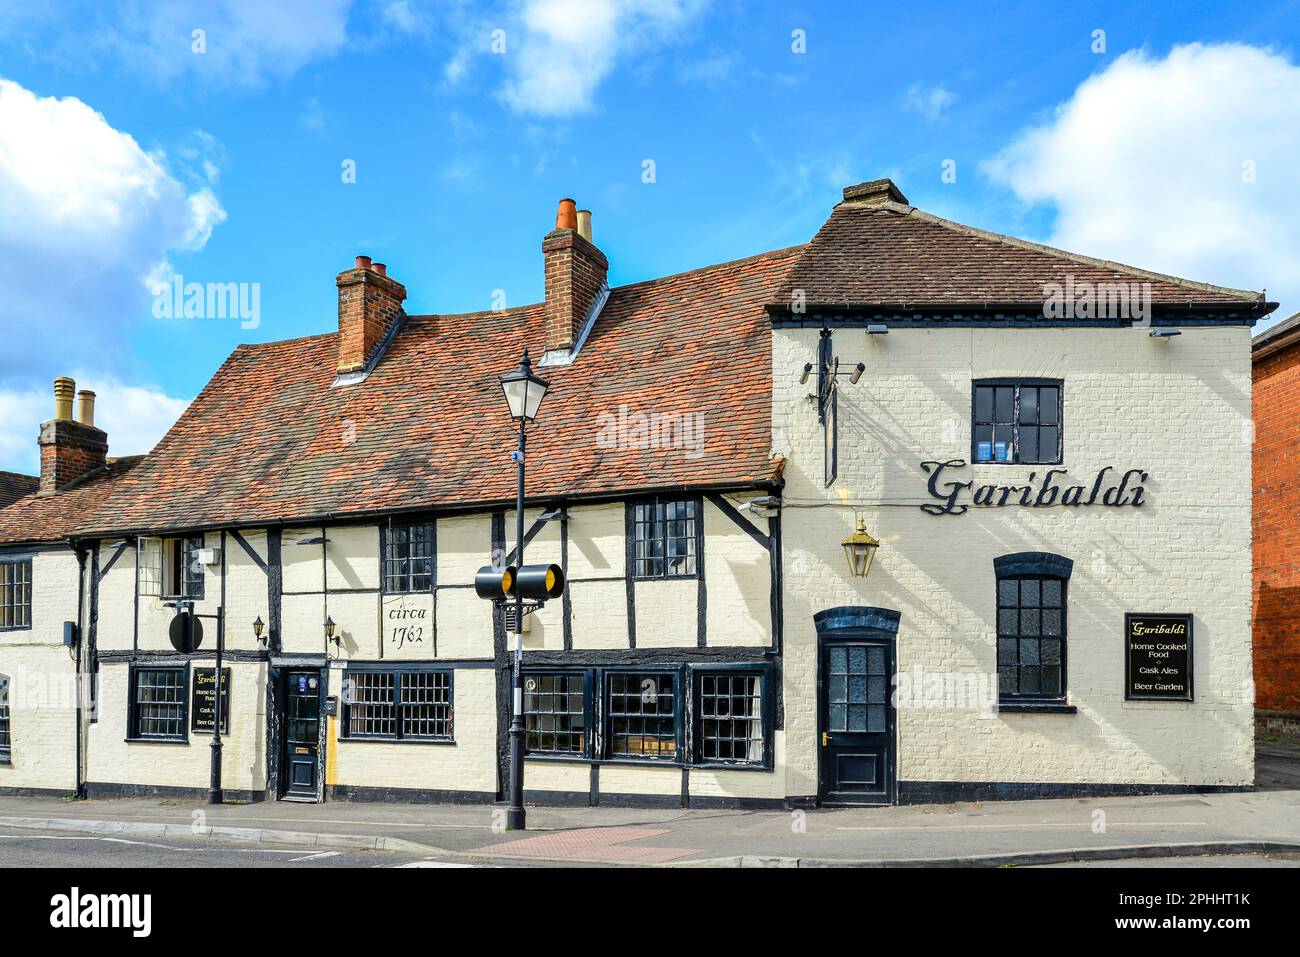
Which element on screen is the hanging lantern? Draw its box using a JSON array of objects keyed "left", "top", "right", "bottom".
[{"left": 841, "top": 515, "right": 880, "bottom": 578}]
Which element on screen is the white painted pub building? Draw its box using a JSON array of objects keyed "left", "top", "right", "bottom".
[{"left": 0, "top": 181, "right": 1273, "bottom": 807}]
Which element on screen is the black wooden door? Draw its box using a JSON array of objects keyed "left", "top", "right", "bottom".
[
  {"left": 818, "top": 640, "right": 894, "bottom": 805},
  {"left": 282, "top": 670, "right": 321, "bottom": 800}
]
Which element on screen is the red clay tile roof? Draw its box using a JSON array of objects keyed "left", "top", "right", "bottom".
[
  {"left": 775, "top": 202, "right": 1267, "bottom": 310},
  {"left": 0, "top": 457, "right": 142, "bottom": 545},
  {"left": 0, "top": 471, "right": 38, "bottom": 510},
  {"left": 33, "top": 245, "right": 800, "bottom": 538}
]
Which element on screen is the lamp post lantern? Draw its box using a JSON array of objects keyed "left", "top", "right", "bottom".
[{"left": 499, "top": 348, "right": 549, "bottom": 830}]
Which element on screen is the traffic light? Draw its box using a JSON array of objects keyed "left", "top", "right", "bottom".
[
  {"left": 512, "top": 563, "right": 565, "bottom": 600},
  {"left": 473, "top": 563, "right": 565, "bottom": 602},
  {"left": 474, "top": 565, "right": 516, "bottom": 600}
]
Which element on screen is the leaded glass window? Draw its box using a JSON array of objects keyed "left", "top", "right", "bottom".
[
  {"left": 131, "top": 667, "right": 186, "bottom": 740},
  {"left": 632, "top": 499, "right": 698, "bottom": 579},
  {"left": 997, "top": 575, "right": 1066, "bottom": 700},
  {"left": 384, "top": 523, "right": 435, "bottom": 593},
  {"left": 343, "top": 669, "right": 452, "bottom": 741},
  {"left": 696, "top": 672, "right": 764, "bottom": 764},
  {"left": 524, "top": 673, "right": 586, "bottom": 755},
  {"left": 606, "top": 672, "right": 677, "bottom": 759},
  {"left": 0, "top": 560, "right": 32, "bottom": 629}
]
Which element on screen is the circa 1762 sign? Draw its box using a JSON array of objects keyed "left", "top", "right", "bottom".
[
  {"left": 191, "top": 667, "right": 231, "bottom": 733},
  {"left": 1125, "top": 614, "right": 1193, "bottom": 701}
]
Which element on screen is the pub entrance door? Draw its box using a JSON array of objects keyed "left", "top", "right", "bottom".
[
  {"left": 814, "top": 606, "right": 900, "bottom": 806},
  {"left": 280, "top": 669, "right": 323, "bottom": 802}
]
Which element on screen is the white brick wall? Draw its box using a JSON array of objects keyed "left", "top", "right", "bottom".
[{"left": 773, "top": 325, "right": 1255, "bottom": 795}]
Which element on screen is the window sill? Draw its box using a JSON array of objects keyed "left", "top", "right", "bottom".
[
  {"left": 337, "top": 736, "right": 456, "bottom": 746},
  {"left": 123, "top": 737, "right": 190, "bottom": 744},
  {"left": 998, "top": 702, "right": 1077, "bottom": 715},
  {"left": 0, "top": 626, "right": 32, "bottom": 633}
]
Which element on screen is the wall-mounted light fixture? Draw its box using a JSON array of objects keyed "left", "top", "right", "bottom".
[
  {"left": 842, "top": 515, "right": 881, "bottom": 578},
  {"left": 867, "top": 323, "right": 889, "bottom": 335},
  {"left": 1149, "top": 327, "right": 1181, "bottom": 339},
  {"left": 253, "top": 615, "right": 267, "bottom": 649},
  {"left": 324, "top": 615, "right": 339, "bottom": 654}
]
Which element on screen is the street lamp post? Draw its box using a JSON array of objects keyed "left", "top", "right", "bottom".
[{"left": 498, "top": 348, "right": 550, "bottom": 831}]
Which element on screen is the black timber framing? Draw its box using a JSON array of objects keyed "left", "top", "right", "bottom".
[{"left": 229, "top": 529, "right": 268, "bottom": 572}]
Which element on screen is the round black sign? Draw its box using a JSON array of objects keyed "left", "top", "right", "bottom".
[{"left": 169, "top": 611, "right": 204, "bottom": 653}]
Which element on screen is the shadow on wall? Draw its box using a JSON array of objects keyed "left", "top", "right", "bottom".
[{"left": 1254, "top": 581, "right": 1300, "bottom": 713}]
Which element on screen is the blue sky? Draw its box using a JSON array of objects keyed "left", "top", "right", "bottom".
[{"left": 1, "top": 0, "right": 1299, "bottom": 472}]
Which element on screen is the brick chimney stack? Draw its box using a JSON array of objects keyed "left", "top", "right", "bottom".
[
  {"left": 38, "top": 376, "right": 108, "bottom": 494},
  {"left": 336, "top": 255, "right": 407, "bottom": 374},
  {"left": 543, "top": 198, "right": 608, "bottom": 356}
]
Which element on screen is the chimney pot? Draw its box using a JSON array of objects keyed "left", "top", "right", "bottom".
[
  {"left": 76, "top": 390, "right": 96, "bottom": 428},
  {"left": 53, "top": 376, "right": 75, "bottom": 421},
  {"left": 555, "top": 198, "right": 577, "bottom": 232},
  {"left": 39, "top": 377, "right": 107, "bottom": 494},
  {"left": 336, "top": 257, "right": 406, "bottom": 374},
  {"left": 543, "top": 203, "right": 608, "bottom": 356}
]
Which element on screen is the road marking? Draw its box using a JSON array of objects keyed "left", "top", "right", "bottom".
[
  {"left": 288, "top": 851, "right": 341, "bottom": 862},
  {"left": 395, "top": 860, "right": 476, "bottom": 868}
]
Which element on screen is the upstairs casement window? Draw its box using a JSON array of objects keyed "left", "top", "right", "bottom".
[
  {"left": 0, "top": 674, "right": 11, "bottom": 763},
  {"left": 0, "top": 559, "right": 32, "bottom": 630},
  {"left": 631, "top": 497, "right": 700, "bottom": 580},
  {"left": 138, "top": 536, "right": 205, "bottom": 600},
  {"left": 972, "top": 380, "right": 1062, "bottom": 465},
  {"left": 383, "top": 522, "right": 434, "bottom": 593}
]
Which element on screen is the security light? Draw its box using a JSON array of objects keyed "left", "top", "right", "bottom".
[
  {"left": 799, "top": 362, "right": 813, "bottom": 385},
  {"left": 849, "top": 362, "right": 865, "bottom": 385},
  {"left": 1149, "top": 327, "right": 1181, "bottom": 339},
  {"left": 867, "top": 324, "right": 889, "bottom": 335}
]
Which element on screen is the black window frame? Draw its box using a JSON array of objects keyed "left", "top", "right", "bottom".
[
  {"left": 0, "top": 557, "right": 32, "bottom": 631},
  {"left": 126, "top": 663, "right": 189, "bottom": 743},
  {"left": 996, "top": 574, "right": 1068, "bottom": 706},
  {"left": 604, "top": 669, "right": 682, "bottom": 762},
  {"left": 339, "top": 665, "right": 454, "bottom": 743},
  {"left": 161, "top": 536, "right": 205, "bottom": 601},
  {"left": 0, "top": 673, "right": 11, "bottom": 763},
  {"left": 971, "top": 379, "right": 1063, "bottom": 466},
  {"left": 382, "top": 521, "right": 436, "bottom": 594},
  {"left": 523, "top": 671, "right": 592, "bottom": 757},
  {"left": 630, "top": 497, "right": 703, "bottom": 581},
  {"left": 519, "top": 664, "right": 774, "bottom": 771},
  {"left": 692, "top": 666, "right": 771, "bottom": 769}
]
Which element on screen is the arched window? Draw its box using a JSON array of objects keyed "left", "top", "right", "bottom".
[
  {"left": 994, "top": 553, "right": 1072, "bottom": 705},
  {"left": 0, "top": 674, "right": 11, "bottom": 763}
]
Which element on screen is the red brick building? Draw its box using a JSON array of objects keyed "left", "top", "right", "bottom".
[{"left": 1253, "top": 312, "right": 1300, "bottom": 728}]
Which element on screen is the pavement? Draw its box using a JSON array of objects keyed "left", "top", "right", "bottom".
[{"left": 2, "top": 740, "right": 1297, "bottom": 868}]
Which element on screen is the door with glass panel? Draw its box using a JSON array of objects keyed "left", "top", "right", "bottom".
[
  {"left": 818, "top": 640, "right": 894, "bottom": 805},
  {"left": 281, "top": 669, "right": 322, "bottom": 801}
]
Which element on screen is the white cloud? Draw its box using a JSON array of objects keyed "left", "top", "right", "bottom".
[
  {"left": 57, "top": 0, "right": 353, "bottom": 88},
  {"left": 498, "top": 0, "right": 709, "bottom": 115},
  {"left": 904, "top": 83, "right": 955, "bottom": 121},
  {"left": 0, "top": 78, "right": 226, "bottom": 375},
  {"left": 0, "top": 376, "right": 190, "bottom": 474},
  {"left": 985, "top": 43, "right": 1300, "bottom": 325}
]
